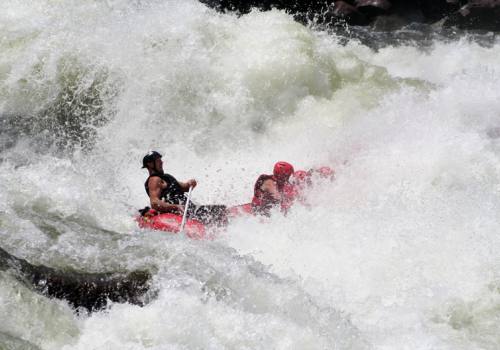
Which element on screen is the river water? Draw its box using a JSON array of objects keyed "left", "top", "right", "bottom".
[{"left": 1, "top": 1, "right": 500, "bottom": 349}]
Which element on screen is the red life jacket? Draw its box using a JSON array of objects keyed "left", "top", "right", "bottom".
[{"left": 280, "top": 182, "right": 298, "bottom": 212}]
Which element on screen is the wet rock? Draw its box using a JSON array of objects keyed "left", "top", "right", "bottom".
[
  {"left": 326, "top": 1, "right": 369, "bottom": 25},
  {"left": 418, "top": 0, "right": 462, "bottom": 22},
  {"left": 444, "top": 0, "right": 500, "bottom": 31},
  {"left": 370, "top": 14, "right": 410, "bottom": 31},
  {"left": 198, "top": 0, "right": 330, "bottom": 14},
  {"left": 355, "top": 0, "right": 392, "bottom": 17},
  {"left": 0, "top": 246, "right": 152, "bottom": 312},
  {"left": 198, "top": 0, "right": 500, "bottom": 32}
]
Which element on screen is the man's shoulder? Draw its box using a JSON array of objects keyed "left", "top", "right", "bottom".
[
  {"left": 147, "top": 175, "right": 166, "bottom": 185},
  {"left": 257, "top": 174, "right": 274, "bottom": 183},
  {"left": 256, "top": 175, "right": 275, "bottom": 189},
  {"left": 149, "top": 173, "right": 175, "bottom": 180}
]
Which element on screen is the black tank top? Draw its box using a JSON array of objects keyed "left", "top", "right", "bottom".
[{"left": 144, "top": 173, "right": 186, "bottom": 205}]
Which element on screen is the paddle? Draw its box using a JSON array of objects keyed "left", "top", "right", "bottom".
[{"left": 180, "top": 186, "right": 193, "bottom": 233}]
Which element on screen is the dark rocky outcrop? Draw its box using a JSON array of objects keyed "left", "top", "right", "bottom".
[
  {"left": 199, "top": 0, "right": 500, "bottom": 32},
  {"left": 418, "top": 0, "right": 461, "bottom": 22},
  {"left": 443, "top": 0, "right": 500, "bottom": 31},
  {"left": 355, "top": 0, "right": 392, "bottom": 17},
  {"left": 0, "top": 246, "right": 152, "bottom": 312},
  {"left": 326, "top": 1, "right": 369, "bottom": 25}
]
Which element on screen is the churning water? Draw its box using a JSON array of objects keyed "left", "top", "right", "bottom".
[{"left": 1, "top": 1, "right": 500, "bottom": 349}]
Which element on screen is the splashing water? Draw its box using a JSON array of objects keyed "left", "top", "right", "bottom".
[{"left": 1, "top": 0, "right": 500, "bottom": 349}]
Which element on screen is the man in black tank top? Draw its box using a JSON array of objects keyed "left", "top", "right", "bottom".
[{"left": 141, "top": 151, "right": 227, "bottom": 226}]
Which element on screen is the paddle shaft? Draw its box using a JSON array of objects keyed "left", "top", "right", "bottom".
[{"left": 180, "top": 186, "right": 193, "bottom": 233}]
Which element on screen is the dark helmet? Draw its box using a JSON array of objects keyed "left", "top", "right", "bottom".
[
  {"left": 273, "top": 161, "right": 294, "bottom": 181},
  {"left": 142, "top": 151, "right": 162, "bottom": 168}
]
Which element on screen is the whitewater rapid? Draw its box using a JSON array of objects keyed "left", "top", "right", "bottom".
[{"left": 1, "top": 0, "right": 500, "bottom": 349}]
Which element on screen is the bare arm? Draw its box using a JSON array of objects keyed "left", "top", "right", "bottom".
[
  {"left": 179, "top": 179, "right": 197, "bottom": 192},
  {"left": 261, "top": 179, "right": 281, "bottom": 201},
  {"left": 148, "top": 177, "right": 184, "bottom": 214}
]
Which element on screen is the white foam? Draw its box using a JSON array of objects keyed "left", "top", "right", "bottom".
[{"left": 1, "top": 1, "right": 500, "bottom": 349}]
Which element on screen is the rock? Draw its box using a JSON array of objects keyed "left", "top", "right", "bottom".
[
  {"left": 197, "top": 0, "right": 500, "bottom": 32},
  {"left": 326, "top": 1, "right": 369, "bottom": 25},
  {"left": 444, "top": 0, "right": 500, "bottom": 30},
  {"left": 370, "top": 14, "right": 410, "bottom": 30},
  {"left": 467, "top": 0, "right": 500, "bottom": 6},
  {"left": 418, "top": 0, "right": 462, "bottom": 22},
  {"left": 355, "top": 0, "right": 392, "bottom": 17},
  {"left": 0, "top": 246, "right": 152, "bottom": 312}
]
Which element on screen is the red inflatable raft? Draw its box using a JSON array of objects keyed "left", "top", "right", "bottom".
[
  {"left": 136, "top": 211, "right": 207, "bottom": 239},
  {"left": 227, "top": 203, "right": 253, "bottom": 216},
  {"left": 136, "top": 204, "right": 256, "bottom": 239},
  {"left": 136, "top": 165, "right": 334, "bottom": 238}
]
